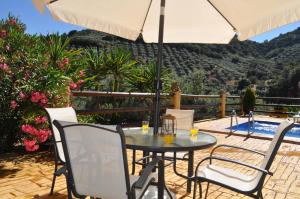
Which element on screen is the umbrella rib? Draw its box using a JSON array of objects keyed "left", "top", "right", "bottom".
[
  {"left": 140, "top": 0, "right": 154, "bottom": 34},
  {"left": 49, "top": 0, "right": 59, "bottom": 4},
  {"left": 207, "top": 0, "right": 237, "bottom": 31}
]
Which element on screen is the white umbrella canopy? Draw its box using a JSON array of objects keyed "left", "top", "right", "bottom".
[
  {"left": 33, "top": 0, "right": 300, "bottom": 136},
  {"left": 33, "top": 0, "right": 300, "bottom": 43}
]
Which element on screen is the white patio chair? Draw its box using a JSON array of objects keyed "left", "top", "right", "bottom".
[
  {"left": 193, "top": 119, "right": 295, "bottom": 199},
  {"left": 131, "top": 109, "right": 194, "bottom": 177},
  {"left": 53, "top": 120, "right": 173, "bottom": 199},
  {"left": 45, "top": 107, "right": 78, "bottom": 196},
  {"left": 164, "top": 109, "right": 195, "bottom": 160}
]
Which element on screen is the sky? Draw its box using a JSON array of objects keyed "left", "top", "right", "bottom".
[{"left": 1, "top": 0, "right": 300, "bottom": 43}]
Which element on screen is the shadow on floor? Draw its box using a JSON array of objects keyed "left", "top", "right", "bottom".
[
  {"left": 0, "top": 151, "right": 54, "bottom": 166},
  {"left": 0, "top": 164, "right": 21, "bottom": 178},
  {"left": 33, "top": 192, "right": 68, "bottom": 199}
]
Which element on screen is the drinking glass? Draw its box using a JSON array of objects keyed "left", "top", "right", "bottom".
[
  {"left": 190, "top": 127, "right": 198, "bottom": 136},
  {"left": 142, "top": 120, "right": 149, "bottom": 130}
]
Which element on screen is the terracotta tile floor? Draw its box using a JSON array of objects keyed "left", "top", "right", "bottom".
[{"left": 1, "top": 130, "right": 300, "bottom": 199}]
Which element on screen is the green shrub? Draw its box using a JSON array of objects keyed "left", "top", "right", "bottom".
[
  {"left": 0, "top": 16, "right": 86, "bottom": 153},
  {"left": 242, "top": 87, "right": 256, "bottom": 114}
]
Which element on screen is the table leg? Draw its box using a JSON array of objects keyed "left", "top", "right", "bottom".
[
  {"left": 158, "top": 153, "right": 165, "bottom": 199},
  {"left": 187, "top": 151, "right": 194, "bottom": 193}
]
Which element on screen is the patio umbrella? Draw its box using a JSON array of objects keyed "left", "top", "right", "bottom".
[{"left": 33, "top": 0, "right": 300, "bottom": 134}]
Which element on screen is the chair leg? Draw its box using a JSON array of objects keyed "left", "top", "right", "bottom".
[
  {"left": 131, "top": 149, "right": 136, "bottom": 175},
  {"left": 198, "top": 182, "right": 202, "bottom": 199},
  {"left": 204, "top": 182, "right": 210, "bottom": 199},
  {"left": 66, "top": 176, "right": 72, "bottom": 199},
  {"left": 50, "top": 162, "right": 58, "bottom": 195},
  {"left": 193, "top": 179, "right": 197, "bottom": 199},
  {"left": 193, "top": 179, "right": 203, "bottom": 199}
]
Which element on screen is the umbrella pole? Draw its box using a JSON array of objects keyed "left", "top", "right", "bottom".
[{"left": 153, "top": 0, "right": 166, "bottom": 135}]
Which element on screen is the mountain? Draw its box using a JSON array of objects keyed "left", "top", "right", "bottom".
[{"left": 67, "top": 28, "right": 300, "bottom": 95}]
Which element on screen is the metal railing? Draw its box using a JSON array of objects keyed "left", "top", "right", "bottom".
[{"left": 71, "top": 91, "right": 300, "bottom": 119}]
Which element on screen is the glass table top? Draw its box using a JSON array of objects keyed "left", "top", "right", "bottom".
[{"left": 123, "top": 127, "right": 217, "bottom": 152}]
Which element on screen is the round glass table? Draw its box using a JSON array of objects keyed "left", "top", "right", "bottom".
[{"left": 123, "top": 127, "right": 217, "bottom": 198}]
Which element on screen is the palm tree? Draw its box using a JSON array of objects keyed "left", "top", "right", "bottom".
[
  {"left": 102, "top": 48, "right": 136, "bottom": 92},
  {"left": 84, "top": 48, "right": 107, "bottom": 90},
  {"left": 126, "top": 61, "right": 171, "bottom": 93}
]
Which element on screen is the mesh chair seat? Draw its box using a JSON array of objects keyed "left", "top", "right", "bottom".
[
  {"left": 161, "top": 152, "right": 189, "bottom": 160},
  {"left": 197, "top": 164, "right": 258, "bottom": 192}
]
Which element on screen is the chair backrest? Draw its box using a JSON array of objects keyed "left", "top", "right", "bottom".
[
  {"left": 53, "top": 120, "right": 131, "bottom": 199},
  {"left": 166, "top": 109, "right": 194, "bottom": 130},
  {"left": 261, "top": 119, "right": 294, "bottom": 170},
  {"left": 45, "top": 107, "right": 78, "bottom": 162},
  {"left": 252, "top": 119, "right": 294, "bottom": 191}
]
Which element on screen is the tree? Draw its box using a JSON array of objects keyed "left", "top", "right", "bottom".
[
  {"left": 102, "top": 48, "right": 136, "bottom": 92},
  {"left": 84, "top": 48, "right": 107, "bottom": 90},
  {"left": 178, "top": 70, "right": 205, "bottom": 94},
  {"left": 243, "top": 87, "right": 256, "bottom": 114},
  {"left": 237, "top": 79, "right": 251, "bottom": 92},
  {"left": 267, "top": 66, "right": 300, "bottom": 98},
  {"left": 125, "top": 61, "right": 172, "bottom": 93}
]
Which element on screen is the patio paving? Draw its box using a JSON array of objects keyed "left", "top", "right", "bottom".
[{"left": 1, "top": 119, "right": 300, "bottom": 199}]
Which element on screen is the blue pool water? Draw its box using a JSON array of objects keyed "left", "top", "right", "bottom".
[{"left": 229, "top": 121, "right": 300, "bottom": 138}]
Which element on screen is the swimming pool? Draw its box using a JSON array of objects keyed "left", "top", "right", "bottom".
[{"left": 229, "top": 121, "right": 300, "bottom": 138}]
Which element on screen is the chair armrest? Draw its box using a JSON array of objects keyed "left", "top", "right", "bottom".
[
  {"left": 195, "top": 156, "right": 273, "bottom": 176},
  {"left": 210, "top": 144, "right": 265, "bottom": 157},
  {"left": 133, "top": 158, "right": 160, "bottom": 189}
]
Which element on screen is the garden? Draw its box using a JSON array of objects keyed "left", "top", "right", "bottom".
[{"left": 0, "top": 16, "right": 174, "bottom": 153}]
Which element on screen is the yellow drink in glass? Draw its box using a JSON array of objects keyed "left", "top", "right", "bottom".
[
  {"left": 142, "top": 121, "right": 149, "bottom": 130},
  {"left": 190, "top": 128, "right": 198, "bottom": 136},
  {"left": 163, "top": 134, "right": 174, "bottom": 144}
]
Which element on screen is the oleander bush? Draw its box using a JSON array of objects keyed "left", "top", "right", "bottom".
[
  {"left": 0, "top": 16, "right": 174, "bottom": 153},
  {"left": 0, "top": 16, "right": 87, "bottom": 153}
]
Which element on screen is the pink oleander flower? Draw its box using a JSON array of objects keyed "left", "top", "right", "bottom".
[
  {"left": 79, "top": 70, "right": 85, "bottom": 77},
  {"left": 69, "top": 82, "right": 77, "bottom": 90},
  {"left": 23, "top": 139, "right": 39, "bottom": 152},
  {"left": 57, "top": 60, "right": 65, "bottom": 69},
  {"left": 34, "top": 116, "right": 47, "bottom": 124},
  {"left": 31, "top": 92, "right": 44, "bottom": 102},
  {"left": 10, "top": 100, "right": 18, "bottom": 109},
  {"left": 36, "top": 129, "right": 51, "bottom": 143},
  {"left": 63, "top": 58, "right": 69, "bottom": 65},
  {"left": 21, "top": 124, "right": 38, "bottom": 136},
  {"left": 31, "top": 92, "right": 41, "bottom": 103},
  {"left": 19, "top": 91, "right": 27, "bottom": 100},
  {"left": 31, "top": 92, "right": 48, "bottom": 107},
  {"left": 0, "top": 63, "right": 11, "bottom": 74},
  {"left": 39, "top": 98, "right": 48, "bottom": 107},
  {"left": 0, "top": 30, "right": 7, "bottom": 38},
  {"left": 5, "top": 45, "right": 10, "bottom": 51},
  {"left": 77, "top": 79, "right": 84, "bottom": 85}
]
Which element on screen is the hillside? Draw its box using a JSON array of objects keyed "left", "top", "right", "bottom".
[{"left": 67, "top": 28, "right": 300, "bottom": 95}]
